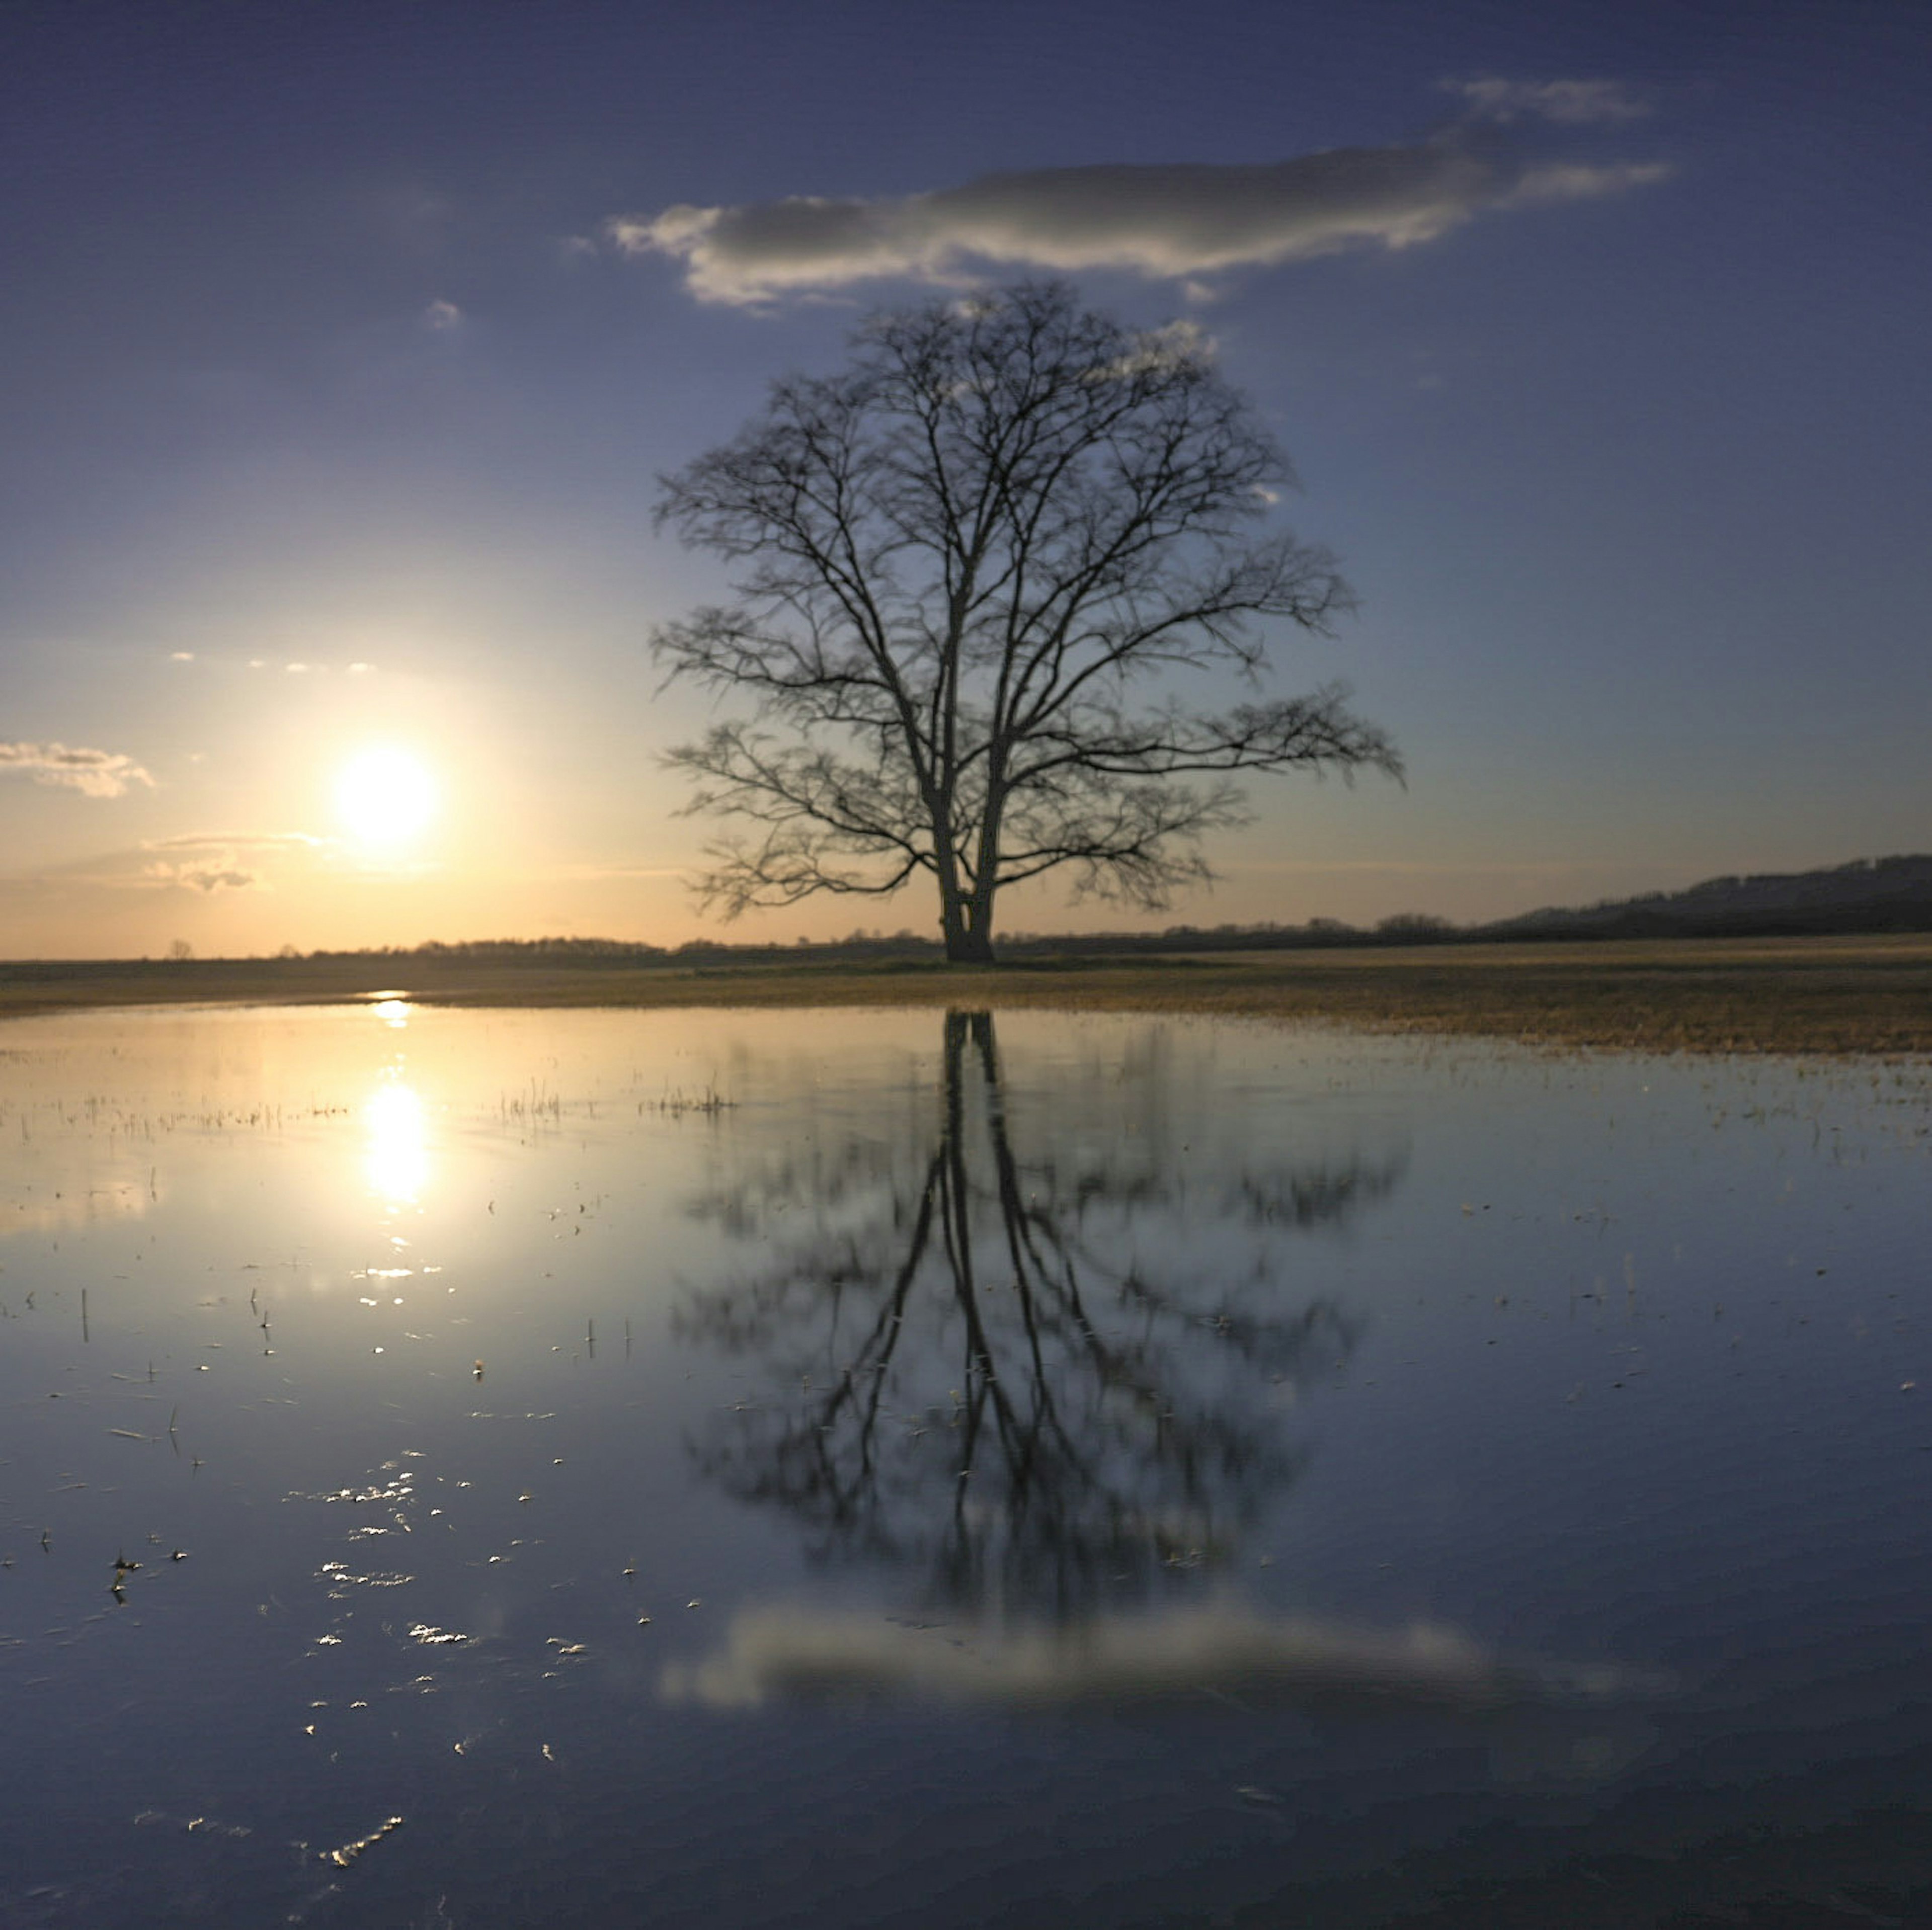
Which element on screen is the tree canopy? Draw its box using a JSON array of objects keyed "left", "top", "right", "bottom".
[{"left": 656, "top": 282, "right": 1400, "bottom": 962}]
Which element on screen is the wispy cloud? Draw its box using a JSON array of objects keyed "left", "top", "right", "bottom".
[
  {"left": 1443, "top": 76, "right": 1653, "bottom": 125},
  {"left": 5, "top": 832, "right": 325, "bottom": 894},
  {"left": 126, "top": 829, "right": 330, "bottom": 893},
  {"left": 144, "top": 859, "right": 258, "bottom": 893},
  {"left": 611, "top": 102, "right": 1668, "bottom": 305},
  {"left": 136, "top": 831, "right": 327, "bottom": 893},
  {"left": 0, "top": 741, "right": 154, "bottom": 798},
  {"left": 144, "top": 831, "right": 325, "bottom": 854},
  {"left": 421, "top": 298, "right": 463, "bottom": 331}
]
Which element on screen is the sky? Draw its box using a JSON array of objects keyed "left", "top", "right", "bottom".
[{"left": 3, "top": 0, "right": 1926, "bottom": 958}]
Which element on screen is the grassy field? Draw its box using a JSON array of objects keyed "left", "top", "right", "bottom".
[{"left": 1, "top": 934, "right": 1928, "bottom": 1055}]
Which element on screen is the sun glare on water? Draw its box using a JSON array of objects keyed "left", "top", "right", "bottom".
[
  {"left": 336, "top": 747, "right": 436, "bottom": 847},
  {"left": 363, "top": 1080, "right": 428, "bottom": 1204}
]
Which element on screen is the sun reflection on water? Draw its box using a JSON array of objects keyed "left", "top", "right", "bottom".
[{"left": 363, "top": 1080, "right": 428, "bottom": 1204}]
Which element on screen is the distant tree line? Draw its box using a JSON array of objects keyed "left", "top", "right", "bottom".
[
  {"left": 11, "top": 854, "right": 1923, "bottom": 980},
  {"left": 308, "top": 854, "right": 1928, "bottom": 961},
  {"left": 240, "top": 853, "right": 1930, "bottom": 971}
]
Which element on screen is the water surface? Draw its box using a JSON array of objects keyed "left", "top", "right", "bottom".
[{"left": 2, "top": 1003, "right": 1928, "bottom": 1927}]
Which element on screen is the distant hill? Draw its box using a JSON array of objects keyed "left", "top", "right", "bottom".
[{"left": 1474, "top": 855, "right": 1932, "bottom": 942}]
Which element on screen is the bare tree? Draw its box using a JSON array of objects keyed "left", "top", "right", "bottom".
[{"left": 655, "top": 282, "right": 1401, "bottom": 963}]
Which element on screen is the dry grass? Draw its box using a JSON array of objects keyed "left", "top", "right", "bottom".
[{"left": 3, "top": 934, "right": 1928, "bottom": 1056}]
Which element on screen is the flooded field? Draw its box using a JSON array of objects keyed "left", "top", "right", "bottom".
[{"left": 2, "top": 1003, "right": 1928, "bottom": 1928}]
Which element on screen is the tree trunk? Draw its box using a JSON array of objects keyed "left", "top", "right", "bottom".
[
  {"left": 940, "top": 873, "right": 998, "bottom": 963},
  {"left": 942, "top": 890, "right": 996, "bottom": 961},
  {"left": 935, "top": 821, "right": 996, "bottom": 962},
  {"left": 938, "top": 893, "right": 971, "bottom": 961},
  {"left": 955, "top": 868, "right": 999, "bottom": 964},
  {"left": 946, "top": 926, "right": 996, "bottom": 964}
]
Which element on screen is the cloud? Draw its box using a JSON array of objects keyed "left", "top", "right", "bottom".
[
  {"left": 0, "top": 741, "right": 154, "bottom": 798},
  {"left": 144, "top": 860, "right": 258, "bottom": 893},
  {"left": 610, "top": 125, "right": 1668, "bottom": 305},
  {"left": 130, "top": 829, "right": 329, "bottom": 893},
  {"left": 421, "top": 298, "right": 463, "bottom": 331},
  {"left": 1503, "top": 159, "right": 1671, "bottom": 209},
  {"left": 3, "top": 831, "right": 324, "bottom": 895},
  {"left": 1443, "top": 76, "right": 1653, "bottom": 125},
  {"left": 144, "top": 831, "right": 324, "bottom": 854},
  {"left": 169, "top": 650, "right": 196, "bottom": 662}
]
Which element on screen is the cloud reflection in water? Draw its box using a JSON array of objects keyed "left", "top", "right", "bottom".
[{"left": 663, "top": 1601, "right": 1664, "bottom": 1716}]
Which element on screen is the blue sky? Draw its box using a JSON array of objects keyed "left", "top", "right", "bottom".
[{"left": 3, "top": 0, "right": 1925, "bottom": 956}]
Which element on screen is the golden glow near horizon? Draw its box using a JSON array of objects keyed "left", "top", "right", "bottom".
[{"left": 336, "top": 746, "right": 437, "bottom": 848}]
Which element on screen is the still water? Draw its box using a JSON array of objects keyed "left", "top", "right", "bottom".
[{"left": 1, "top": 1003, "right": 1928, "bottom": 1927}]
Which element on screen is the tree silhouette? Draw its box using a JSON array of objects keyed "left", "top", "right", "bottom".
[
  {"left": 676, "top": 1012, "right": 1403, "bottom": 1617},
  {"left": 656, "top": 282, "right": 1401, "bottom": 961}
]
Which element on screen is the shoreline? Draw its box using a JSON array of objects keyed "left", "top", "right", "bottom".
[{"left": 2, "top": 934, "right": 1928, "bottom": 1056}]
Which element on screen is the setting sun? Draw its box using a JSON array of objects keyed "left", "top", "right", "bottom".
[{"left": 335, "top": 746, "right": 436, "bottom": 847}]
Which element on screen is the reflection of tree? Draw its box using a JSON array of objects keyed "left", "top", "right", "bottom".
[{"left": 677, "top": 1012, "right": 1403, "bottom": 1617}]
